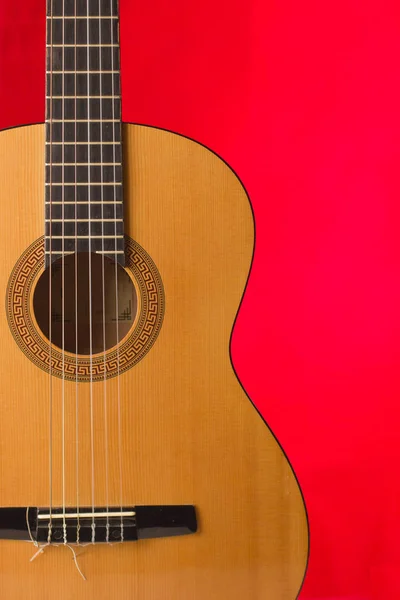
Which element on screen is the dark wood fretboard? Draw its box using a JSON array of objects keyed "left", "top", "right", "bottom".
[{"left": 45, "top": 0, "right": 124, "bottom": 266}]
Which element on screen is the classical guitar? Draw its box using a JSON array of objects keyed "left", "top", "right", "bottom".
[{"left": 0, "top": 0, "right": 308, "bottom": 597}]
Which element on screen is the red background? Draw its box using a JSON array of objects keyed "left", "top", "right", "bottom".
[{"left": 1, "top": 1, "right": 400, "bottom": 598}]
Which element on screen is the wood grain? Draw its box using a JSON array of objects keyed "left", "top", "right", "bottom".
[{"left": 0, "top": 123, "right": 308, "bottom": 599}]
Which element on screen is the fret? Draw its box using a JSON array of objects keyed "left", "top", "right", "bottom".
[
  {"left": 45, "top": 238, "right": 124, "bottom": 253},
  {"left": 46, "top": 184, "right": 123, "bottom": 202},
  {"left": 47, "top": 0, "right": 119, "bottom": 19},
  {"left": 47, "top": 46, "right": 119, "bottom": 72},
  {"left": 48, "top": 17, "right": 118, "bottom": 20},
  {"left": 46, "top": 144, "right": 121, "bottom": 163},
  {"left": 46, "top": 236, "right": 124, "bottom": 245},
  {"left": 46, "top": 240, "right": 124, "bottom": 252},
  {"left": 45, "top": 203, "right": 123, "bottom": 220},
  {"left": 46, "top": 73, "right": 120, "bottom": 97},
  {"left": 46, "top": 163, "right": 120, "bottom": 166},
  {"left": 50, "top": 119, "right": 120, "bottom": 122},
  {"left": 46, "top": 218, "right": 123, "bottom": 222},
  {"left": 45, "top": 250, "right": 124, "bottom": 255},
  {"left": 48, "top": 235, "right": 124, "bottom": 239},
  {"left": 46, "top": 141, "right": 119, "bottom": 144},
  {"left": 47, "top": 0, "right": 118, "bottom": 20},
  {"left": 46, "top": 122, "right": 121, "bottom": 143},
  {"left": 45, "top": 165, "right": 122, "bottom": 183},
  {"left": 47, "top": 98, "right": 120, "bottom": 120},
  {"left": 45, "top": 200, "right": 122, "bottom": 205},
  {"left": 47, "top": 96, "right": 118, "bottom": 98},
  {"left": 46, "top": 221, "right": 123, "bottom": 235},
  {"left": 46, "top": 182, "right": 122, "bottom": 186},
  {"left": 46, "top": 70, "right": 118, "bottom": 74},
  {"left": 47, "top": 17, "right": 118, "bottom": 45},
  {"left": 47, "top": 45, "right": 119, "bottom": 48},
  {"left": 47, "top": 0, "right": 118, "bottom": 19}
]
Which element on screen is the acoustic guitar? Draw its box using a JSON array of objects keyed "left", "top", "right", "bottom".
[{"left": 0, "top": 0, "right": 308, "bottom": 597}]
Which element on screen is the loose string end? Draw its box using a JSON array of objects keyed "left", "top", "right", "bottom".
[
  {"left": 30, "top": 545, "right": 48, "bottom": 562},
  {"left": 65, "top": 544, "right": 87, "bottom": 581}
]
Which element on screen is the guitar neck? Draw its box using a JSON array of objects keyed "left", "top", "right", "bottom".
[{"left": 45, "top": 0, "right": 125, "bottom": 266}]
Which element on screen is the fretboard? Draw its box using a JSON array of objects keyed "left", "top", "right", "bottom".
[{"left": 45, "top": 0, "right": 124, "bottom": 266}]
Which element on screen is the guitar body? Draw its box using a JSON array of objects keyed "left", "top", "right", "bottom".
[{"left": 0, "top": 123, "right": 308, "bottom": 599}]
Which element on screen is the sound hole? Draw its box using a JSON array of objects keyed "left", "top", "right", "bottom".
[{"left": 33, "top": 253, "right": 137, "bottom": 355}]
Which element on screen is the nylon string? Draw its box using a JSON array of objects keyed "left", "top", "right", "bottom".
[
  {"left": 86, "top": 0, "right": 96, "bottom": 545},
  {"left": 110, "top": 0, "right": 124, "bottom": 541},
  {"left": 99, "top": 0, "right": 111, "bottom": 543},
  {"left": 74, "top": 0, "right": 81, "bottom": 545},
  {"left": 61, "top": 0, "right": 67, "bottom": 546},
  {"left": 26, "top": 507, "right": 86, "bottom": 580},
  {"left": 47, "top": 0, "right": 54, "bottom": 548}
]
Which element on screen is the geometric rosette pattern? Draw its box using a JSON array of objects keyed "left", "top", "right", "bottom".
[{"left": 6, "top": 236, "right": 164, "bottom": 382}]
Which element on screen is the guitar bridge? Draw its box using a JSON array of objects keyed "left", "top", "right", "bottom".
[{"left": 0, "top": 505, "right": 197, "bottom": 544}]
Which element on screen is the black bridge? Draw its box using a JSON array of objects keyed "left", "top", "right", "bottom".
[{"left": 0, "top": 505, "right": 197, "bottom": 544}]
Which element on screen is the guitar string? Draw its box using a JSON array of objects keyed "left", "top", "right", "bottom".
[
  {"left": 47, "top": 0, "right": 54, "bottom": 547},
  {"left": 86, "top": 0, "right": 96, "bottom": 545},
  {"left": 26, "top": 507, "right": 86, "bottom": 580},
  {"left": 61, "top": 0, "right": 67, "bottom": 546},
  {"left": 110, "top": 0, "right": 124, "bottom": 541},
  {"left": 74, "top": 0, "right": 81, "bottom": 545},
  {"left": 46, "top": 0, "right": 120, "bottom": 551},
  {"left": 99, "top": 0, "right": 111, "bottom": 543}
]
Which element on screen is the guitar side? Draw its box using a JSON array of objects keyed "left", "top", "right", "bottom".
[{"left": 0, "top": 123, "right": 308, "bottom": 599}]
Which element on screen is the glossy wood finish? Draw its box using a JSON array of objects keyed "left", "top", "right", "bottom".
[{"left": 0, "top": 123, "right": 308, "bottom": 599}]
